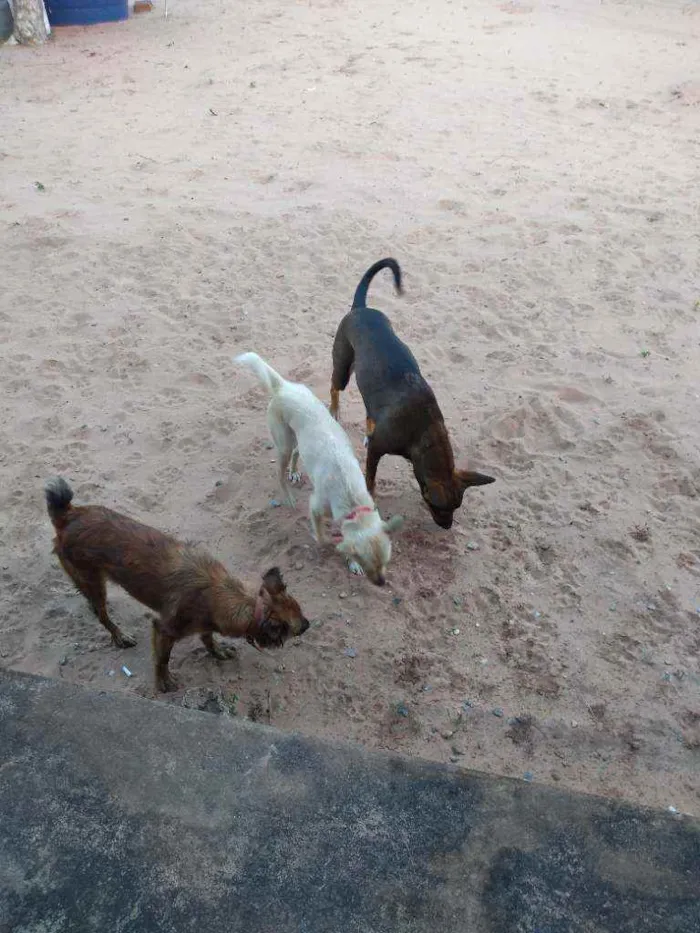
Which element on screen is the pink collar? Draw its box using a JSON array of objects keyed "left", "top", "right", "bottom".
[
  {"left": 331, "top": 505, "right": 374, "bottom": 543},
  {"left": 344, "top": 505, "right": 373, "bottom": 522}
]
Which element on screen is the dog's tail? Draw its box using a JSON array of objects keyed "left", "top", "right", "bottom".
[
  {"left": 352, "top": 258, "right": 403, "bottom": 309},
  {"left": 234, "top": 352, "right": 285, "bottom": 396},
  {"left": 45, "top": 476, "right": 74, "bottom": 531}
]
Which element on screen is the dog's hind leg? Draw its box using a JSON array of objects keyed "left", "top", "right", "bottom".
[
  {"left": 57, "top": 553, "right": 136, "bottom": 648},
  {"left": 267, "top": 408, "right": 297, "bottom": 505},
  {"left": 330, "top": 329, "right": 355, "bottom": 420},
  {"left": 288, "top": 445, "right": 303, "bottom": 486},
  {"left": 201, "top": 631, "right": 237, "bottom": 661}
]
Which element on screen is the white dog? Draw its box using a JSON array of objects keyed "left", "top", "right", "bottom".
[{"left": 235, "top": 352, "right": 403, "bottom": 585}]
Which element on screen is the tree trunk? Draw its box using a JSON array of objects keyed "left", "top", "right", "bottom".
[{"left": 12, "top": 0, "right": 49, "bottom": 44}]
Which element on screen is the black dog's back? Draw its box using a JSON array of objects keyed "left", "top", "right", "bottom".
[{"left": 332, "top": 259, "right": 439, "bottom": 427}]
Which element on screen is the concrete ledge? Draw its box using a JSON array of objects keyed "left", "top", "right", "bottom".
[{"left": 1, "top": 669, "right": 698, "bottom": 932}]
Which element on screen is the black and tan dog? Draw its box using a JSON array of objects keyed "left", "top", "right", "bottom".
[{"left": 330, "top": 259, "right": 495, "bottom": 529}]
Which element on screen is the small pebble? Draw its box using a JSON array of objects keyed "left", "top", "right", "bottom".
[
  {"left": 571, "top": 720, "right": 578, "bottom": 728},
  {"left": 294, "top": 562, "right": 304, "bottom": 570},
  {"left": 466, "top": 541, "right": 480, "bottom": 551},
  {"left": 450, "top": 627, "right": 460, "bottom": 636},
  {"left": 108, "top": 669, "right": 115, "bottom": 677},
  {"left": 492, "top": 707, "right": 504, "bottom": 718},
  {"left": 269, "top": 499, "right": 281, "bottom": 508},
  {"left": 609, "top": 602, "right": 617, "bottom": 612},
  {"left": 392, "top": 596, "right": 402, "bottom": 606},
  {"left": 344, "top": 647, "right": 357, "bottom": 658},
  {"left": 463, "top": 699, "right": 474, "bottom": 709},
  {"left": 668, "top": 805, "right": 679, "bottom": 814},
  {"left": 396, "top": 704, "right": 409, "bottom": 718},
  {"left": 59, "top": 656, "right": 68, "bottom": 666},
  {"left": 121, "top": 666, "right": 133, "bottom": 678},
  {"left": 533, "top": 610, "right": 541, "bottom": 619},
  {"left": 453, "top": 596, "right": 463, "bottom": 607},
  {"left": 442, "top": 730, "right": 454, "bottom": 740},
  {"left": 339, "top": 591, "right": 348, "bottom": 599},
  {"left": 214, "top": 480, "right": 223, "bottom": 487},
  {"left": 523, "top": 771, "right": 534, "bottom": 783},
  {"left": 423, "top": 684, "right": 433, "bottom": 693}
]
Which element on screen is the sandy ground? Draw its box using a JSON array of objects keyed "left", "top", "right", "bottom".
[{"left": 1, "top": 0, "right": 699, "bottom": 815}]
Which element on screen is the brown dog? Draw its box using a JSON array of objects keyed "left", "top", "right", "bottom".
[
  {"left": 330, "top": 259, "right": 495, "bottom": 529},
  {"left": 45, "top": 477, "right": 310, "bottom": 692}
]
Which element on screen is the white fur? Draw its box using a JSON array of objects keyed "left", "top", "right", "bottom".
[{"left": 235, "top": 352, "right": 403, "bottom": 583}]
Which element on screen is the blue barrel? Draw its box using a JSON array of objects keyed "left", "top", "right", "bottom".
[{"left": 45, "top": 0, "right": 128, "bottom": 26}]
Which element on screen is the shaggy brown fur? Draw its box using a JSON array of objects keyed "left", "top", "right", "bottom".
[{"left": 45, "top": 477, "right": 310, "bottom": 692}]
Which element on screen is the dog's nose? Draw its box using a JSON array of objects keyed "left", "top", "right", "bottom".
[
  {"left": 374, "top": 574, "right": 386, "bottom": 587},
  {"left": 434, "top": 513, "right": 453, "bottom": 529},
  {"left": 300, "top": 617, "right": 311, "bottom": 634}
]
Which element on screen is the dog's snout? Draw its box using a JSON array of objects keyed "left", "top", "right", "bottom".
[
  {"left": 300, "top": 616, "right": 311, "bottom": 634},
  {"left": 374, "top": 574, "right": 386, "bottom": 587},
  {"left": 432, "top": 510, "right": 453, "bottom": 529}
]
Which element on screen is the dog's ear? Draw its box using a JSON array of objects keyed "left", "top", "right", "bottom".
[
  {"left": 455, "top": 469, "right": 495, "bottom": 490},
  {"left": 262, "top": 566, "right": 286, "bottom": 594},
  {"left": 382, "top": 515, "right": 404, "bottom": 534}
]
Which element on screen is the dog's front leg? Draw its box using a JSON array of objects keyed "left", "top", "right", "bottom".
[
  {"left": 201, "top": 631, "right": 237, "bottom": 661},
  {"left": 309, "top": 493, "right": 327, "bottom": 545},
  {"left": 365, "top": 441, "right": 382, "bottom": 497},
  {"left": 151, "top": 620, "right": 178, "bottom": 693}
]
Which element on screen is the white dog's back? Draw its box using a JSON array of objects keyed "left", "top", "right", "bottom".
[
  {"left": 235, "top": 352, "right": 365, "bottom": 496},
  {"left": 235, "top": 352, "right": 402, "bottom": 584}
]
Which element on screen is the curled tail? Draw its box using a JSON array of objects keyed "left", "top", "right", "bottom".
[
  {"left": 45, "top": 477, "right": 74, "bottom": 531},
  {"left": 352, "top": 258, "right": 403, "bottom": 310},
  {"left": 234, "top": 352, "right": 285, "bottom": 396}
]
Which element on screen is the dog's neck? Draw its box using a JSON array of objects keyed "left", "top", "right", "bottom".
[
  {"left": 215, "top": 591, "right": 261, "bottom": 638},
  {"left": 245, "top": 593, "right": 267, "bottom": 651},
  {"left": 344, "top": 505, "right": 373, "bottom": 522},
  {"left": 411, "top": 421, "right": 455, "bottom": 477}
]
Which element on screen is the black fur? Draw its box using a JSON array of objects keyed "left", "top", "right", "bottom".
[{"left": 352, "top": 258, "right": 403, "bottom": 310}]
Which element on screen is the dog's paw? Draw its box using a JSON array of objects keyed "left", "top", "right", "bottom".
[
  {"left": 157, "top": 674, "right": 180, "bottom": 694},
  {"left": 287, "top": 470, "right": 303, "bottom": 486},
  {"left": 113, "top": 630, "right": 137, "bottom": 649},
  {"left": 347, "top": 559, "right": 365, "bottom": 576},
  {"left": 210, "top": 644, "right": 237, "bottom": 661}
]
